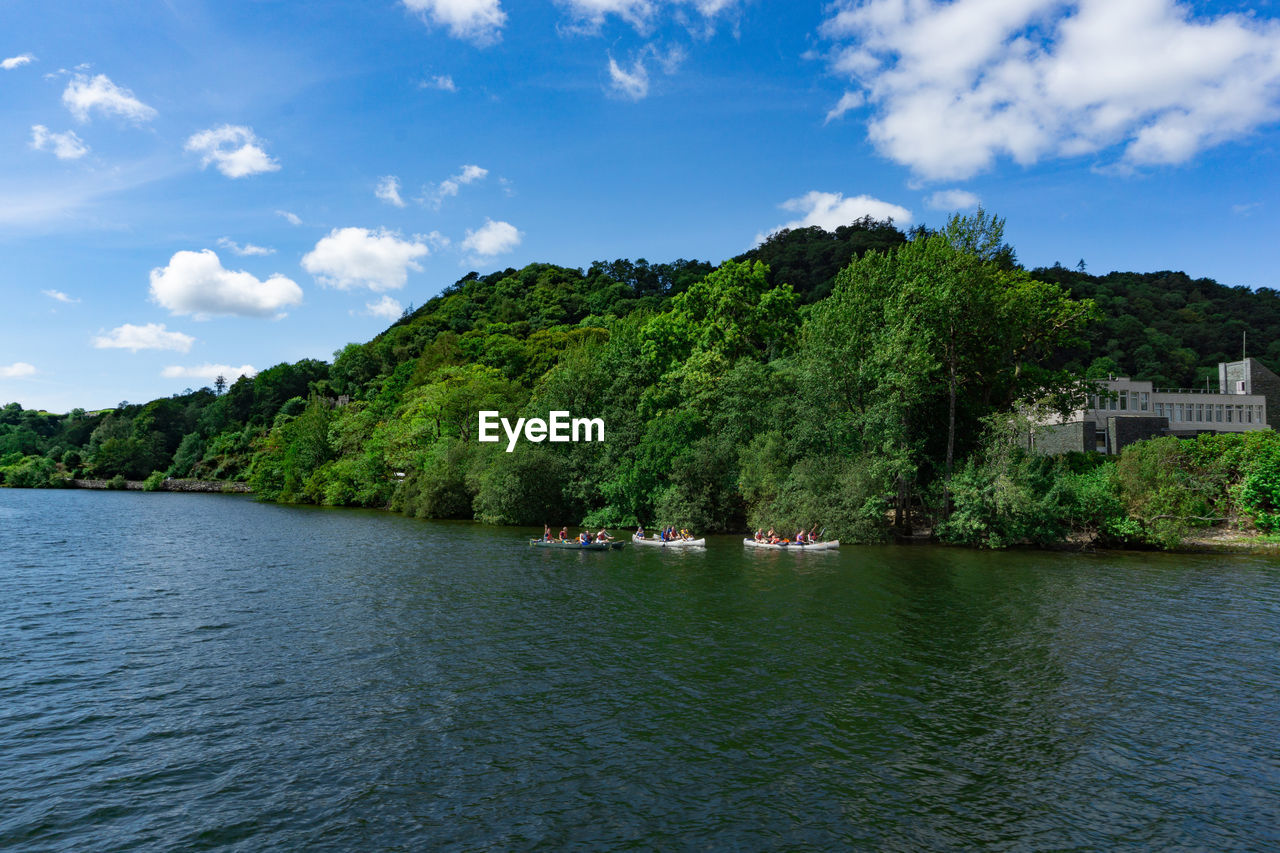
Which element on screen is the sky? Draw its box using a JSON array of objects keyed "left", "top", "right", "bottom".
[{"left": 3, "top": 0, "right": 1280, "bottom": 412}]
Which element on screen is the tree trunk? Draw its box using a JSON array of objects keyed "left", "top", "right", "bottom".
[{"left": 944, "top": 358, "right": 957, "bottom": 521}]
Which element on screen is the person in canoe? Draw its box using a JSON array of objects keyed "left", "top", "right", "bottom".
[
  {"left": 559, "top": 526, "right": 568, "bottom": 541},
  {"left": 579, "top": 530, "right": 591, "bottom": 545},
  {"left": 766, "top": 527, "right": 778, "bottom": 544},
  {"left": 597, "top": 528, "right": 613, "bottom": 542},
  {"left": 543, "top": 524, "right": 552, "bottom": 541},
  {"left": 754, "top": 528, "right": 765, "bottom": 542},
  {"left": 795, "top": 528, "right": 807, "bottom": 545},
  {"left": 636, "top": 524, "right": 645, "bottom": 539}
]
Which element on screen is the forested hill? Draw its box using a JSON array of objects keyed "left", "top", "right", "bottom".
[
  {"left": 6, "top": 215, "right": 1280, "bottom": 551},
  {"left": 1032, "top": 265, "right": 1280, "bottom": 388}
]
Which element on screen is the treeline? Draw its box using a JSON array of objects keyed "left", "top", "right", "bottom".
[{"left": 6, "top": 214, "right": 1280, "bottom": 548}]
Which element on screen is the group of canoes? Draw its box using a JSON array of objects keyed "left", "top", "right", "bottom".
[{"left": 529, "top": 522, "right": 839, "bottom": 551}]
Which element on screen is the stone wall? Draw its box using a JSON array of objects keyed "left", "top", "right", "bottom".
[
  {"left": 1109, "top": 416, "right": 1169, "bottom": 453},
  {"left": 1031, "top": 421, "right": 1095, "bottom": 455}
]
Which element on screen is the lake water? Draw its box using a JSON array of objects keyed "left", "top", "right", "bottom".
[{"left": 2, "top": 489, "right": 1278, "bottom": 850}]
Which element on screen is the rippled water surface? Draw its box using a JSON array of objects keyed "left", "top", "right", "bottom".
[{"left": 2, "top": 489, "right": 1279, "bottom": 850}]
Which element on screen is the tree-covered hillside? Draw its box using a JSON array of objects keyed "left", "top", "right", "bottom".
[
  {"left": 8, "top": 214, "right": 1280, "bottom": 549},
  {"left": 1035, "top": 265, "right": 1280, "bottom": 388}
]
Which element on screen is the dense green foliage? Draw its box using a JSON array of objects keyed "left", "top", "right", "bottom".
[
  {"left": 1036, "top": 265, "right": 1280, "bottom": 388},
  {"left": 8, "top": 214, "right": 1280, "bottom": 549}
]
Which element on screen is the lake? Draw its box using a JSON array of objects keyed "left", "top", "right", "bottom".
[{"left": 2, "top": 489, "right": 1278, "bottom": 850}]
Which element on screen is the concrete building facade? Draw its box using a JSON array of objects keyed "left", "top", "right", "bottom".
[{"left": 1034, "top": 358, "right": 1275, "bottom": 454}]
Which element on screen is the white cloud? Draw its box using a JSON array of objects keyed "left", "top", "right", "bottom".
[
  {"left": 608, "top": 55, "right": 649, "bottom": 99},
  {"left": 217, "top": 237, "right": 275, "bottom": 256},
  {"left": 42, "top": 289, "right": 79, "bottom": 304},
  {"left": 161, "top": 363, "right": 257, "bottom": 382},
  {"left": 150, "top": 250, "right": 304, "bottom": 319},
  {"left": 421, "top": 74, "right": 458, "bottom": 91},
  {"left": 302, "top": 227, "right": 429, "bottom": 292},
  {"left": 2, "top": 54, "right": 34, "bottom": 70},
  {"left": 819, "top": 0, "right": 1280, "bottom": 180},
  {"left": 759, "top": 191, "right": 912, "bottom": 242},
  {"left": 365, "top": 295, "right": 405, "bottom": 320},
  {"left": 29, "top": 125, "right": 90, "bottom": 160},
  {"left": 557, "top": 0, "right": 744, "bottom": 34},
  {"left": 376, "top": 175, "right": 406, "bottom": 207},
  {"left": 462, "top": 218, "right": 522, "bottom": 257},
  {"left": 186, "top": 125, "right": 280, "bottom": 178},
  {"left": 93, "top": 323, "right": 195, "bottom": 353},
  {"left": 62, "top": 73, "right": 156, "bottom": 123},
  {"left": 0, "top": 362, "right": 37, "bottom": 378},
  {"left": 403, "top": 0, "right": 507, "bottom": 45},
  {"left": 927, "top": 189, "right": 982, "bottom": 211},
  {"left": 824, "top": 90, "right": 864, "bottom": 124},
  {"left": 276, "top": 209, "right": 303, "bottom": 226},
  {"left": 431, "top": 164, "right": 488, "bottom": 208}
]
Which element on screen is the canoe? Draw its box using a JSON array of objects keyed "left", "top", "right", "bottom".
[
  {"left": 742, "top": 538, "right": 839, "bottom": 551},
  {"left": 529, "top": 538, "right": 624, "bottom": 550},
  {"left": 632, "top": 534, "right": 706, "bottom": 548}
]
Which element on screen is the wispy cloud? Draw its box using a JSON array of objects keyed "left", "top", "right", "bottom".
[
  {"left": 608, "top": 55, "right": 649, "bottom": 100},
  {"left": 42, "top": 289, "right": 80, "bottom": 304},
  {"left": 30, "top": 125, "right": 90, "bottom": 160},
  {"left": 2, "top": 54, "right": 35, "bottom": 71},
  {"left": 276, "top": 209, "right": 303, "bottom": 226},
  {"left": 93, "top": 323, "right": 195, "bottom": 353},
  {"left": 364, "top": 294, "right": 405, "bottom": 320},
  {"left": 926, "top": 189, "right": 981, "bottom": 211},
  {"left": 376, "top": 175, "right": 407, "bottom": 207},
  {"left": 420, "top": 74, "right": 458, "bottom": 91},
  {"left": 462, "top": 218, "right": 522, "bottom": 258},
  {"left": 62, "top": 73, "right": 156, "bottom": 123},
  {"left": 823, "top": 90, "right": 863, "bottom": 125},
  {"left": 186, "top": 125, "right": 280, "bottom": 178},
  {"left": 161, "top": 363, "right": 257, "bottom": 382},
  {"left": 429, "top": 164, "right": 488, "bottom": 208},
  {"left": 403, "top": 0, "right": 506, "bottom": 46},
  {"left": 216, "top": 237, "right": 276, "bottom": 256},
  {"left": 0, "top": 362, "right": 37, "bottom": 378}
]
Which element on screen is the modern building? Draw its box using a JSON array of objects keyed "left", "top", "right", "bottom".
[{"left": 1033, "top": 358, "right": 1277, "bottom": 455}]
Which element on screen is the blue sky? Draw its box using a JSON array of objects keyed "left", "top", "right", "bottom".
[{"left": 3, "top": 0, "right": 1280, "bottom": 411}]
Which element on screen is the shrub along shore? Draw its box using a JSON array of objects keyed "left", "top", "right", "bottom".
[{"left": 6, "top": 212, "right": 1280, "bottom": 551}]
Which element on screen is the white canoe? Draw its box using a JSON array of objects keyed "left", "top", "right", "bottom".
[
  {"left": 632, "top": 534, "right": 706, "bottom": 548},
  {"left": 742, "top": 538, "right": 839, "bottom": 551}
]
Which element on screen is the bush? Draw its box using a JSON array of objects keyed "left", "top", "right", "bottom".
[
  {"left": 142, "top": 470, "right": 166, "bottom": 491},
  {"left": 107, "top": 474, "right": 128, "bottom": 490}
]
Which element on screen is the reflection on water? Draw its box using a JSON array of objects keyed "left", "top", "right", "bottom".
[{"left": 2, "top": 489, "right": 1278, "bottom": 850}]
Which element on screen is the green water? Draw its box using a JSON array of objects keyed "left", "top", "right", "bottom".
[{"left": 2, "top": 489, "right": 1278, "bottom": 850}]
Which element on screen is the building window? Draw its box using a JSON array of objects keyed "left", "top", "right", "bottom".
[
  {"left": 1120, "top": 394, "right": 1127, "bottom": 411},
  {"left": 1238, "top": 405, "right": 1245, "bottom": 423},
  {"left": 1155, "top": 402, "right": 1164, "bottom": 417},
  {"left": 1226, "top": 406, "right": 1233, "bottom": 423},
  {"left": 1141, "top": 392, "right": 1149, "bottom": 411},
  {"left": 1216, "top": 405, "right": 1224, "bottom": 422},
  {"left": 1247, "top": 408, "right": 1253, "bottom": 424},
  {"left": 1197, "top": 404, "right": 1204, "bottom": 422}
]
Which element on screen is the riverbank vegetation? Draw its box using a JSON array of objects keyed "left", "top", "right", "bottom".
[{"left": 7, "top": 211, "right": 1280, "bottom": 550}]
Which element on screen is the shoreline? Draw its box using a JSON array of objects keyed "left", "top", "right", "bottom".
[
  {"left": 13, "top": 483, "right": 1280, "bottom": 554},
  {"left": 67, "top": 478, "right": 252, "bottom": 494}
]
